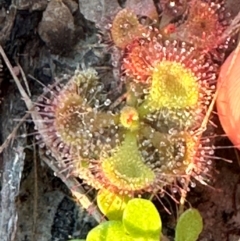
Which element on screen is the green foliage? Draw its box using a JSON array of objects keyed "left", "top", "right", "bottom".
[
  {"left": 175, "top": 208, "right": 203, "bottom": 241},
  {"left": 69, "top": 240, "right": 86, "bottom": 241},
  {"left": 69, "top": 197, "right": 203, "bottom": 241},
  {"left": 86, "top": 221, "right": 134, "bottom": 241},
  {"left": 123, "top": 198, "right": 162, "bottom": 240},
  {"left": 86, "top": 198, "right": 161, "bottom": 241},
  {"left": 97, "top": 189, "right": 130, "bottom": 220}
]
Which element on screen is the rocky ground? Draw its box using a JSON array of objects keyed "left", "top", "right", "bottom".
[{"left": 0, "top": 0, "right": 240, "bottom": 241}]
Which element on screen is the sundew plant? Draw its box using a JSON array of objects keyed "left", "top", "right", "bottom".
[{"left": 33, "top": 0, "right": 232, "bottom": 217}]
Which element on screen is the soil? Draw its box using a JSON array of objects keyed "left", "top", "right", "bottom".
[{"left": 0, "top": 0, "right": 240, "bottom": 241}]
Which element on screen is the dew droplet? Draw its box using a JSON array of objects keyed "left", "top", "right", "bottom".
[{"left": 104, "top": 99, "right": 111, "bottom": 106}]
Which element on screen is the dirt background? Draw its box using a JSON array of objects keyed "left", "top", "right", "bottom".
[{"left": 0, "top": 0, "right": 240, "bottom": 241}]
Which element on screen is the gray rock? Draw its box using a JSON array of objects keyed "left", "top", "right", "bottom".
[
  {"left": 15, "top": 0, "right": 48, "bottom": 11},
  {"left": 79, "top": 0, "right": 121, "bottom": 27},
  {"left": 38, "top": 0, "right": 75, "bottom": 54}
]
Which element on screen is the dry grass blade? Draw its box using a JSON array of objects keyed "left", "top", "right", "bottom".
[
  {"left": 0, "top": 45, "right": 103, "bottom": 223},
  {"left": 0, "top": 113, "right": 29, "bottom": 154}
]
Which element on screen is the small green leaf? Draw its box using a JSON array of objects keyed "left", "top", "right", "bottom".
[
  {"left": 97, "top": 189, "right": 130, "bottom": 220},
  {"left": 122, "top": 198, "right": 161, "bottom": 240},
  {"left": 68, "top": 240, "right": 86, "bottom": 241},
  {"left": 175, "top": 208, "right": 203, "bottom": 241},
  {"left": 86, "top": 221, "right": 134, "bottom": 241}
]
